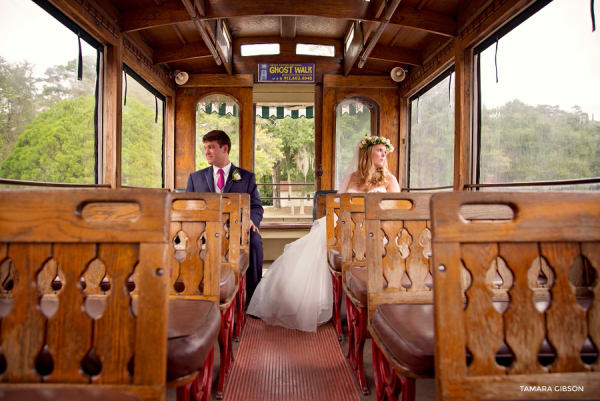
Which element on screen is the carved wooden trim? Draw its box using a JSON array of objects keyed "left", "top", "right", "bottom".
[
  {"left": 123, "top": 36, "right": 175, "bottom": 93},
  {"left": 74, "top": 0, "right": 119, "bottom": 39},
  {"left": 459, "top": 0, "right": 510, "bottom": 42},
  {"left": 399, "top": 40, "right": 454, "bottom": 96}
]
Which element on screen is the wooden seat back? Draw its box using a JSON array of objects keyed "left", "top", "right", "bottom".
[
  {"left": 220, "top": 194, "right": 241, "bottom": 287},
  {"left": 340, "top": 194, "right": 368, "bottom": 306},
  {"left": 431, "top": 192, "right": 600, "bottom": 400},
  {"left": 364, "top": 193, "right": 434, "bottom": 319},
  {"left": 325, "top": 193, "right": 341, "bottom": 269},
  {"left": 238, "top": 194, "right": 251, "bottom": 276},
  {"left": 0, "top": 189, "right": 170, "bottom": 400},
  {"left": 169, "top": 192, "right": 223, "bottom": 305}
]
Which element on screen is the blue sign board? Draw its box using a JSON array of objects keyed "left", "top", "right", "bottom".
[{"left": 258, "top": 63, "right": 315, "bottom": 83}]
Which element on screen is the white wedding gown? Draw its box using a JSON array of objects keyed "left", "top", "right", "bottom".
[{"left": 247, "top": 187, "right": 386, "bottom": 332}]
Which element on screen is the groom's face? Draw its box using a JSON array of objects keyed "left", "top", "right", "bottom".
[{"left": 203, "top": 140, "right": 229, "bottom": 168}]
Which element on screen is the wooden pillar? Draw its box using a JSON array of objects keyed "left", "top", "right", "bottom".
[
  {"left": 175, "top": 88, "right": 196, "bottom": 189},
  {"left": 314, "top": 84, "right": 323, "bottom": 191},
  {"left": 379, "top": 88, "right": 400, "bottom": 179},
  {"left": 321, "top": 87, "right": 336, "bottom": 190},
  {"left": 399, "top": 96, "right": 410, "bottom": 189},
  {"left": 164, "top": 96, "right": 175, "bottom": 190},
  {"left": 239, "top": 87, "right": 254, "bottom": 171},
  {"left": 103, "top": 36, "right": 123, "bottom": 188},
  {"left": 453, "top": 39, "right": 473, "bottom": 192}
]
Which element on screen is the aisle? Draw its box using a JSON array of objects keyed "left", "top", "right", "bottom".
[{"left": 222, "top": 318, "right": 361, "bottom": 401}]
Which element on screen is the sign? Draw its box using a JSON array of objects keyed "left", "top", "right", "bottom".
[{"left": 258, "top": 63, "right": 315, "bottom": 83}]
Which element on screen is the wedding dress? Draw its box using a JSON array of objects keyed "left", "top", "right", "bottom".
[{"left": 247, "top": 157, "right": 388, "bottom": 332}]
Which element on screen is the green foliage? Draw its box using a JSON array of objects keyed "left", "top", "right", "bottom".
[
  {"left": 480, "top": 100, "right": 600, "bottom": 183},
  {"left": 0, "top": 57, "right": 37, "bottom": 162},
  {"left": 121, "top": 97, "right": 163, "bottom": 188},
  {"left": 409, "top": 74, "right": 455, "bottom": 188},
  {"left": 196, "top": 110, "right": 240, "bottom": 168},
  {"left": 0, "top": 96, "right": 95, "bottom": 183},
  {"left": 38, "top": 55, "right": 97, "bottom": 110},
  {"left": 335, "top": 111, "right": 371, "bottom": 185}
]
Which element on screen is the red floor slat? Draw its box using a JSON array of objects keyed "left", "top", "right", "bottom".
[{"left": 223, "top": 318, "right": 361, "bottom": 401}]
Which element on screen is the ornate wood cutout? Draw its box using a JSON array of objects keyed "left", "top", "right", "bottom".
[
  {"left": 405, "top": 220, "right": 430, "bottom": 292},
  {"left": 94, "top": 243, "right": 138, "bottom": 384},
  {"left": 3, "top": 244, "right": 52, "bottom": 382},
  {"left": 420, "top": 227, "right": 432, "bottom": 260},
  {"left": 83, "top": 258, "right": 107, "bottom": 295},
  {"left": 351, "top": 213, "right": 366, "bottom": 262},
  {"left": 381, "top": 220, "right": 405, "bottom": 291},
  {"left": 527, "top": 256, "right": 556, "bottom": 289},
  {"left": 397, "top": 228, "right": 412, "bottom": 259},
  {"left": 461, "top": 243, "right": 505, "bottom": 376},
  {"left": 37, "top": 258, "right": 60, "bottom": 295},
  {"left": 176, "top": 222, "right": 206, "bottom": 296},
  {"left": 582, "top": 242, "right": 600, "bottom": 370},
  {"left": 46, "top": 244, "right": 96, "bottom": 383},
  {"left": 542, "top": 243, "right": 589, "bottom": 374},
  {"left": 461, "top": 260, "right": 472, "bottom": 292},
  {"left": 500, "top": 243, "right": 547, "bottom": 375}
]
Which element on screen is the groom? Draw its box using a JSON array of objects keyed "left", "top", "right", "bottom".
[{"left": 186, "top": 130, "right": 264, "bottom": 303}]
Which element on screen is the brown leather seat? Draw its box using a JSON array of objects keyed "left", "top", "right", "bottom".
[
  {"left": 372, "top": 303, "right": 435, "bottom": 376},
  {"left": 346, "top": 266, "right": 387, "bottom": 305},
  {"left": 328, "top": 246, "right": 342, "bottom": 272},
  {"left": 374, "top": 298, "right": 598, "bottom": 378},
  {"left": 0, "top": 388, "right": 141, "bottom": 401},
  {"left": 167, "top": 299, "right": 221, "bottom": 381}
]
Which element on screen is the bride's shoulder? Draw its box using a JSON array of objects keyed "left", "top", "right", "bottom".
[{"left": 385, "top": 172, "right": 401, "bottom": 192}]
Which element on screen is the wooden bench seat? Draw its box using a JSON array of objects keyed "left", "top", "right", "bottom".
[
  {"left": 0, "top": 189, "right": 171, "bottom": 401},
  {"left": 432, "top": 192, "right": 600, "bottom": 401},
  {"left": 79, "top": 192, "right": 226, "bottom": 401},
  {"left": 169, "top": 192, "right": 231, "bottom": 401},
  {"left": 364, "top": 193, "right": 435, "bottom": 401},
  {"left": 325, "top": 193, "right": 343, "bottom": 340}
]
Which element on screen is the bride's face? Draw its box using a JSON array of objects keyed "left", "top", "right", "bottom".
[{"left": 371, "top": 144, "right": 388, "bottom": 168}]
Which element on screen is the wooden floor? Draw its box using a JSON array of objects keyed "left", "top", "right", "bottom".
[{"left": 166, "top": 295, "right": 436, "bottom": 401}]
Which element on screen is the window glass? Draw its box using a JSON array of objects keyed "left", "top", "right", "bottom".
[
  {"left": 121, "top": 69, "right": 164, "bottom": 188},
  {"left": 0, "top": 0, "right": 100, "bottom": 185},
  {"left": 335, "top": 97, "right": 375, "bottom": 189},
  {"left": 196, "top": 95, "right": 239, "bottom": 170},
  {"left": 241, "top": 44, "right": 280, "bottom": 57},
  {"left": 255, "top": 112, "right": 314, "bottom": 218},
  {"left": 296, "top": 44, "right": 335, "bottom": 57},
  {"left": 477, "top": 0, "right": 600, "bottom": 188},
  {"left": 408, "top": 71, "right": 455, "bottom": 189}
]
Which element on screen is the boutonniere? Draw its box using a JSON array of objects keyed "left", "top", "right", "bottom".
[{"left": 232, "top": 169, "right": 242, "bottom": 182}]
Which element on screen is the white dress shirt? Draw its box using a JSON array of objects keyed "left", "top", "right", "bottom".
[{"left": 212, "top": 163, "right": 232, "bottom": 193}]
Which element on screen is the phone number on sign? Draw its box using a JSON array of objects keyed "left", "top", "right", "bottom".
[{"left": 281, "top": 76, "right": 313, "bottom": 81}]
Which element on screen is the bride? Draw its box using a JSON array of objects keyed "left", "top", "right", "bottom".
[{"left": 247, "top": 136, "right": 400, "bottom": 332}]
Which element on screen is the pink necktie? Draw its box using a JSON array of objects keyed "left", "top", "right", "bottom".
[{"left": 217, "top": 168, "right": 224, "bottom": 190}]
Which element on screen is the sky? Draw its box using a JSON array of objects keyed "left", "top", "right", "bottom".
[
  {"left": 0, "top": 0, "right": 97, "bottom": 77},
  {"left": 0, "top": 0, "right": 598, "bottom": 119},
  {"left": 479, "top": 0, "right": 600, "bottom": 119}
]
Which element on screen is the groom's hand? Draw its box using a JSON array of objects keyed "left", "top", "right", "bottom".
[{"left": 250, "top": 221, "right": 259, "bottom": 232}]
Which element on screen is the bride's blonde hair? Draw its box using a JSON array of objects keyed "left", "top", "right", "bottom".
[{"left": 353, "top": 145, "right": 390, "bottom": 189}]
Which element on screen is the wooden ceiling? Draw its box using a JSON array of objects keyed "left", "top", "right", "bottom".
[{"left": 107, "top": 0, "right": 478, "bottom": 82}]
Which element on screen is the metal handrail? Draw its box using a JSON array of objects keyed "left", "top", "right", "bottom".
[
  {"left": 465, "top": 177, "right": 600, "bottom": 189},
  {"left": 257, "top": 183, "right": 315, "bottom": 187},
  {"left": 402, "top": 186, "right": 453, "bottom": 191},
  {"left": 0, "top": 178, "right": 110, "bottom": 188}
]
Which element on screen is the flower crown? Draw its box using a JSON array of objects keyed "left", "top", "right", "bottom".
[{"left": 359, "top": 136, "right": 394, "bottom": 152}]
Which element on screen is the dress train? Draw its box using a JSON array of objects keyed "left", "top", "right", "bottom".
[{"left": 246, "top": 216, "right": 332, "bottom": 333}]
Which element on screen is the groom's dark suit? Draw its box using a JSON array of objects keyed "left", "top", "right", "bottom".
[{"left": 185, "top": 165, "right": 264, "bottom": 303}]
